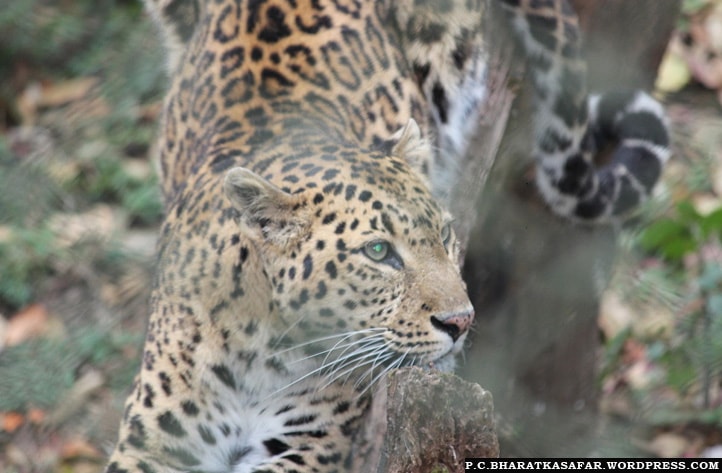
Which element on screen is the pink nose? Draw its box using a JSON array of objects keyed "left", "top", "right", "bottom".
[{"left": 430, "top": 310, "right": 474, "bottom": 342}]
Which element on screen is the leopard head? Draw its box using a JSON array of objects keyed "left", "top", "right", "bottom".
[{"left": 223, "top": 120, "right": 473, "bottom": 376}]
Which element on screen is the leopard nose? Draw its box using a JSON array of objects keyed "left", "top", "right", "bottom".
[{"left": 430, "top": 310, "right": 474, "bottom": 342}]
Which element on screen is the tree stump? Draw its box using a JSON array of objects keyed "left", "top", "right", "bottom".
[{"left": 352, "top": 368, "right": 499, "bottom": 473}]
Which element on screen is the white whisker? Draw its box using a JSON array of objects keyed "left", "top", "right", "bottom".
[
  {"left": 353, "top": 348, "right": 391, "bottom": 389},
  {"left": 358, "top": 354, "right": 402, "bottom": 398},
  {"left": 320, "top": 341, "right": 390, "bottom": 380},
  {"left": 287, "top": 337, "right": 380, "bottom": 365},
  {"left": 319, "top": 343, "right": 388, "bottom": 382},
  {"left": 319, "top": 336, "right": 386, "bottom": 372},
  {"left": 264, "top": 331, "right": 388, "bottom": 399},
  {"left": 268, "top": 328, "right": 386, "bottom": 357},
  {"left": 320, "top": 350, "right": 393, "bottom": 392},
  {"left": 357, "top": 347, "right": 415, "bottom": 398},
  {"left": 319, "top": 333, "right": 385, "bottom": 368}
]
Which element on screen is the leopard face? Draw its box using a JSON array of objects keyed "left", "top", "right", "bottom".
[{"left": 222, "top": 121, "right": 472, "bottom": 375}]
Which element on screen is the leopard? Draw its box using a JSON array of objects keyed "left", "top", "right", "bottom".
[{"left": 105, "top": 0, "right": 670, "bottom": 472}]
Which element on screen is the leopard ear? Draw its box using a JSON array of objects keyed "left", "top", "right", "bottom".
[
  {"left": 224, "top": 167, "right": 308, "bottom": 246},
  {"left": 389, "top": 119, "right": 432, "bottom": 181}
]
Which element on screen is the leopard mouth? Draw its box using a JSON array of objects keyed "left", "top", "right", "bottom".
[
  {"left": 409, "top": 350, "right": 458, "bottom": 372},
  {"left": 427, "top": 351, "right": 458, "bottom": 372},
  {"left": 388, "top": 343, "right": 461, "bottom": 373}
]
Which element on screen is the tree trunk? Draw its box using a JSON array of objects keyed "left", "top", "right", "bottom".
[
  {"left": 571, "top": 0, "right": 681, "bottom": 90},
  {"left": 457, "top": 0, "right": 681, "bottom": 457}
]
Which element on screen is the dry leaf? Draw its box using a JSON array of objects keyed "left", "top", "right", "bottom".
[
  {"left": 693, "top": 194, "right": 722, "bottom": 216},
  {"left": 122, "top": 158, "right": 153, "bottom": 181},
  {"left": 633, "top": 304, "right": 675, "bottom": 340},
  {"left": 656, "top": 47, "right": 692, "bottom": 93},
  {"left": 0, "top": 316, "right": 7, "bottom": 352},
  {"left": 0, "top": 225, "right": 13, "bottom": 243},
  {"left": 16, "top": 77, "right": 100, "bottom": 126},
  {"left": 37, "top": 77, "right": 99, "bottom": 108},
  {"left": 1, "top": 412, "right": 25, "bottom": 433},
  {"left": 4, "top": 304, "right": 49, "bottom": 347},
  {"left": 48, "top": 204, "right": 124, "bottom": 248},
  {"left": 600, "top": 291, "right": 675, "bottom": 341},
  {"left": 599, "top": 389, "right": 634, "bottom": 417},
  {"left": 646, "top": 432, "right": 690, "bottom": 458},
  {"left": 16, "top": 82, "right": 43, "bottom": 125},
  {"left": 60, "top": 438, "right": 103, "bottom": 460},
  {"left": 623, "top": 339, "right": 647, "bottom": 364},
  {"left": 138, "top": 102, "right": 162, "bottom": 122},
  {"left": 712, "top": 161, "right": 722, "bottom": 197},
  {"left": 599, "top": 292, "right": 634, "bottom": 340},
  {"left": 27, "top": 408, "right": 46, "bottom": 424},
  {"left": 6, "top": 125, "right": 56, "bottom": 162},
  {"left": 46, "top": 159, "right": 81, "bottom": 186},
  {"left": 625, "top": 361, "right": 661, "bottom": 390},
  {"left": 4, "top": 443, "right": 30, "bottom": 466},
  {"left": 60, "top": 462, "right": 105, "bottom": 473}
]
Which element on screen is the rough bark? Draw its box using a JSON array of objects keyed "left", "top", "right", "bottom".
[
  {"left": 352, "top": 368, "right": 499, "bottom": 473},
  {"left": 571, "top": 0, "right": 681, "bottom": 90}
]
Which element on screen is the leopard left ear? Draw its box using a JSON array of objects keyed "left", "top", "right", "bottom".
[
  {"left": 388, "top": 119, "right": 432, "bottom": 181},
  {"left": 224, "top": 167, "right": 309, "bottom": 247}
]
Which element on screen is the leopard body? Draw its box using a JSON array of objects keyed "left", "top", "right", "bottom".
[{"left": 105, "top": 1, "right": 670, "bottom": 471}]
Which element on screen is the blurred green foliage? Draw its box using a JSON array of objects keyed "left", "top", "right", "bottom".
[
  {"left": 0, "top": 229, "right": 59, "bottom": 309},
  {"left": 0, "top": 0, "right": 165, "bottom": 310},
  {"left": 631, "top": 199, "right": 722, "bottom": 417},
  {"left": 0, "top": 329, "right": 142, "bottom": 411},
  {"left": 640, "top": 202, "right": 722, "bottom": 262},
  {"left": 682, "top": 0, "right": 713, "bottom": 15},
  {"left": 0, "top": 0, "right": 157, "bottom": 95}
]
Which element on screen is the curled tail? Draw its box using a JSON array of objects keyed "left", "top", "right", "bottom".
[{"left": 498, "top": 0, "right": 671, "bottom": 222}]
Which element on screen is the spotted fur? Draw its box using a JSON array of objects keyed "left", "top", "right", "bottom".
[{"left": 106, "top": 0, "right": 669, "bottom": 471}]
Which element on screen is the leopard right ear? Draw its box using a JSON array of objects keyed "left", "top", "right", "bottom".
[
  {"left": 223, "top": 167, "right": 308, "bottom": 246},
  {"left": 387, "top": 119, "right": 432, "bottom": 182}
]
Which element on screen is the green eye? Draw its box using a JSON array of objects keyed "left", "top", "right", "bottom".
[
  {"left": 441, "top": 223, "right": 452, "bottom": 247},
  {"left": 364, "top": 240, "right": 390, "bottom": 262}
]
